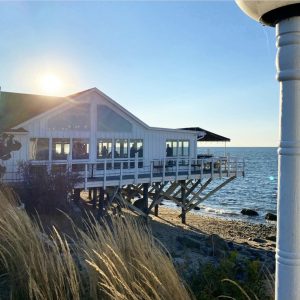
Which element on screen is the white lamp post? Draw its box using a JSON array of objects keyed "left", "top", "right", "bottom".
[{"left": 235, "top": 1, "right": 300, "bottom": 299}]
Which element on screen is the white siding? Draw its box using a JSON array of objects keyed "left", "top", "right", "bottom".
[{"left": 6, "top": 90, "right": 198, "bottom": 172}]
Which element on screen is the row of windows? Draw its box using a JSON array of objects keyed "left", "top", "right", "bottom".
[
  {"left": 29, "top": 138, "right": 144, "bottom": 161},
  {"left": 29, "top": 138, "right": 190, "bottom": 161}
]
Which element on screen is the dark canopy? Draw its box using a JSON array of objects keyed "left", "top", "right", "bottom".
[{"left": 179, "top": 127, "right": 230, "bottom": 142}]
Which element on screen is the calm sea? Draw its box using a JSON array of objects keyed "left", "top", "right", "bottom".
[{"left": 165, "top": 147, "right": 278, "bottom": 224}]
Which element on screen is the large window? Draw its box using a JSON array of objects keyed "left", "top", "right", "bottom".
[
  {"left": 130, "top": 139, "right": 143, "bottom": 168},
  {"left": 179, "top": 140, "right": 190, "bottom": 156},
  {"left": 52, "top": 138, "right": 70, "bottom": 160},
  {"left": 97, "top": 105, "right": 132, "bottom": 132},
  {"left": 166, "top": 141, "right": 177, "bottom": 157},
  {"left": 114, "top": 139, "right": 128, "bottom": 158},
  {"left": 97, "top": 139, "right": 112, "bottom": 159},
  {"left": 48, "top": 104, "right": 90, "bottom": 131},
  {"left": 29, "top": 138, "right": 49, "bottom": 160},
  {"left": 130, "top": 139, "right": 143, "bottom": 158},
  {"left": 72, "top": 139, "right": 89, "bottom": 159}
]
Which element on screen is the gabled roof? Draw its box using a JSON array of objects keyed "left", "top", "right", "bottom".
[
  {"left": 0, "top": 91, "right": 66, "bottom": 131},
  {"left": 0, "top": 88, "right": 150, "bottom": 132},
  {"left": 180, "top": 127, "right": 230, "bottom": 142}
]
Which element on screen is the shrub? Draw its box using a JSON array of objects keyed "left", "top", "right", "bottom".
[
  {"left": 17, "top": 162, "right": 79, "bottom": 214},
  {"left": 188, "top": 251, "right": 273, "bottom": 300}
]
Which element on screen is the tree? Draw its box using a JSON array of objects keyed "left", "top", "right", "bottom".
[{"left": 0, "top": 133, "right": 22, "bottom": 178}]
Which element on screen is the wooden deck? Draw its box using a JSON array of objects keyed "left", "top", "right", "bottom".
[
  {"left": 1, "top": 156, "right": 244, "bottom": 187},
  {"left": 76, "top": 156, "right": 244, "bottom": 189}
]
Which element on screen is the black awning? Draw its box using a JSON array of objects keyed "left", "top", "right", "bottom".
[{"left": 179, "top": 127, "right": 230, "bottom": 142}]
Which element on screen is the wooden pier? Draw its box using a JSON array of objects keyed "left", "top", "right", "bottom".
[{"left": 67, "top": 156, "right": 245, "bottom": 223}]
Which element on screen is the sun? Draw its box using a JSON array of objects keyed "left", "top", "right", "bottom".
[{"left": 40, "top": 73, "right": 63, "bottom": 96}]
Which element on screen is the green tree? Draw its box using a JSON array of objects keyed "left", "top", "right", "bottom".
[{"left": 0, "top": 133, "right": 21, "bottom": 177}]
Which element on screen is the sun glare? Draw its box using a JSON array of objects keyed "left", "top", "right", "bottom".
[{"left": 40, "top": 73, "right": 62, "bottom": 96}]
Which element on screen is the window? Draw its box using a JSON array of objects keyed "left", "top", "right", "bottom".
[
  {"left": 166, "top": 140, "right": 190, "bottom": 157},
  {"left": 114, "top": 139, "right": 128, "bottom": 158},
  {"left": 29, "top": 138, "right": 49, "bottom": 160},
  {"left": 166, "top": 140, "right": 177, "bottom": 157},
  {"left": 97, "top": 105, "right": 132, "bottom": 132},
  {"left": 52, "top": 138, "right": 70, "bottom": 160},
  {"left": 130, "top": 139, "right": 143, "bottom": 168},
  {"left": 129, "top": 139, "right": 143, "bottom": 158},
  {"left": 97, "top": 139, "right": 112, "bottom": 159},
  {"left": 72, "top": 139, "right": 89, "bottom": 159},
  {"left": 179, "top": 140, "right": 190, "bottom": 156},
  {"left": 48, "top": 104, "right": 90, "bottom": 131}
]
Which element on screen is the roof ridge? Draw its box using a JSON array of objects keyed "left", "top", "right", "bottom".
[{"left": 0, "top": 90, "right": 65, "bottom": 98}]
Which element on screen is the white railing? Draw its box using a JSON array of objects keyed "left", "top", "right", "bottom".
[{"left": 0, "top": 156, "right": 245, "bottom": 186}]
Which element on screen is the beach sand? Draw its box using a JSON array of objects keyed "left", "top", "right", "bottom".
[
  {"left": 148, "top": 205, "right": 276, "bottom": 272},
  {"left": 74, "top": 192, "right": 276, "bottom": 273}
]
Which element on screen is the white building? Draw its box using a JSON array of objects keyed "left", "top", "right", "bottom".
[{"left": 0, "top": 87, "right": 243, "bottom": 221}]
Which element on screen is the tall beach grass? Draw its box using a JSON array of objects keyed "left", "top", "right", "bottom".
[{"left": 0, "top": 187, "right": 191, "bottom": 300}]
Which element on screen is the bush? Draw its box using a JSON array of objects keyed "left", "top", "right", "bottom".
[
  {"left": 188, "top": 251, "right": 273, "bottom": 299},
  {"left": 17, "top": 162, "right": 79, "bottom": 214}
]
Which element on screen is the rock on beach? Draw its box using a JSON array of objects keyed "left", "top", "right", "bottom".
[{"left": 241, "top": 208, "right": 259, "bottom": 216}]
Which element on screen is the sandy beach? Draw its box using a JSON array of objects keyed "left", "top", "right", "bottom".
[
  {"left": 150, "top": 206, "right": 276, "bottom": 249},
  {"left": 76, "top": 192, "right": 276, "bottom": 273},
  {"left": 148, "top": 205, "right": 276, "bottom": 272}
]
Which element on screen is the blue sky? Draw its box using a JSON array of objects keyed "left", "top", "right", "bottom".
[{"left": 0, "top": 1, "right": 278, "bottom": 146}]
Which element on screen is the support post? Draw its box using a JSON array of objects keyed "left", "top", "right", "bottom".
[
  {"left": 180, "top": 180, "right": 186, "bottom": 224},
  {"left": 154, "top": 204, "right": 159, "bottom": 216},
  {"left": 98, "top": 187, "right": 105, "bottom": 219},
  {"left": 74, "top": 188, "right": 80, "bottom": 204},
  {"left": 142, "top": 183, "right": 149, "bottom": 213},
  {"left": 92, "top": 187, "right": 97, "bottom": 209},
  {"left": 276, "top": 17, "right": 300, "bottom": 300},
  {"left": 88, "top": 189, "right": 92, "bottom": 200}
]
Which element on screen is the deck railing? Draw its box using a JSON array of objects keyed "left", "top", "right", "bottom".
[{"left": 1, "top": 156, "right": 245, "bottom": 187}]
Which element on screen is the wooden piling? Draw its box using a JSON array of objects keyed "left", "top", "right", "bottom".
[
  {"left": 180, "top": 180, "right": 186, "bottom": 224},
  {"left": 154, "top": 204, "right": 159, "bottom": 216},
  {"left": 74, "top": 188, "right": 81, "bottom": 204},
  {"left": 92, "top": 188, "right": 97, "bottom": 209},
  {"left": 142, "top": 183, "right": 149, "bottom": 213},
  {"left": 98, "top": 187, "right": 105, "bottom": 218}
]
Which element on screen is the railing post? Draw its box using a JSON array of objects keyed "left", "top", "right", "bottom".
[
  {"left": 211, "top": 158, "right": 214, "bottom": 179},
  {"left": 134, "top": 154, "right": 138, "bottom": 184},
  {"left": 219, "top": 158, "right": 222, "bottom": 178},
  {"left": 84, "top": 163, "right": 88, "bottom": 191},
  {"left": 150, "top": 161, "right": 153, "bottom": 185},
  {"left": 120, "top": 161, "right": 123, "bottom": 187},
  {"left": 47, "top": 161, "right": 51, "bottom": 175},
  {"left": 235, "top": 159, "right": 238, "bottom": 177},
  {"left": 175, "top": 158, "right": 179, "bottom": 181},
  {"left": 104, "top": 159, "right": 107, "bottom": 189},
  {"left": 188, "top": 157, "right": 191, "bottom": 177},
  {"left": 227, "top": 158, "right": 230, "bottom": 177},
  {"left": 163, "top": 159, "right": 166, "bottom": 182},
  {"left": 201, "top": 159, "right": 204, "bottom": 178}
]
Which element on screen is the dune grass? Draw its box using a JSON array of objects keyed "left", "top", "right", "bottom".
[{"left": 0, "top": 187, "right": 191, "bottom": 300}]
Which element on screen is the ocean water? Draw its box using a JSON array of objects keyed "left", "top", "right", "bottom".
[{"left": 165, "top": 147, "right": 278, "bottom": 224}]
